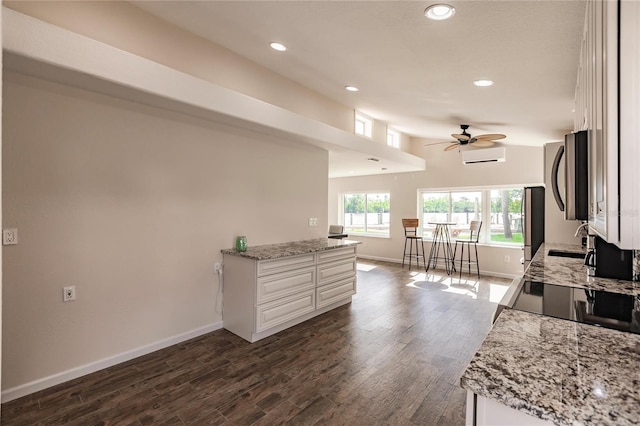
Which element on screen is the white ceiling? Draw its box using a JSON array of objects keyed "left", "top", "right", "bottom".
[{"left": 131, "top": 0, "right": 586, "bottom": 171}]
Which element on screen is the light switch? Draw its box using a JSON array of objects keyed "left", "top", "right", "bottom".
[{"left": 3, "top": 228, "right": 18, "bottom": 245}]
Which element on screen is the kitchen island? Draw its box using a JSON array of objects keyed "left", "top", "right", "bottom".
[
  {"left": 460, "top": 243, "right": 640, "bottom": 425},
  {"left": 221, "top": 238, "right": 361, "bottom": 342}
]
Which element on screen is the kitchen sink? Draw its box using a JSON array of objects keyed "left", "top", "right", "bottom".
[{"left": 547, "top": 249, "right": 585, "bottom": 259}]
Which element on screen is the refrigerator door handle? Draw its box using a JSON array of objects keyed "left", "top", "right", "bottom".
[{"left": 551, "top": 145, "right": 565, "bottom": 212}]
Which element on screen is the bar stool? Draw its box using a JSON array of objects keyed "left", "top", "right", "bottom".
[
  {"left": 453, "top": 220, "right": 482, "bottom": 279},
  {"left": 402, "top": 218, "right": 426, "bottom": 269}
]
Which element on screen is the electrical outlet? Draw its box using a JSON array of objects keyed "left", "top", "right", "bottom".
[
  {"left": 63, "top": 286, "right": 76, "bottom": 302},
  {"left": 504, "top": 255, "right": 510, "bottom": 263},
  {"left": 3, "top": 228, "right": 18, "bottom": 245},
  {"left": 214, "top": 262, "right": 222, "bottom": 273},
  {"left": 308, "top": 218, "right": 318, "bottom": 227}
]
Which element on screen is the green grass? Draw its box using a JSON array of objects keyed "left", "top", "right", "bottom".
[{"left": 490, "top": 233, "right": 523, "bottom": 243}]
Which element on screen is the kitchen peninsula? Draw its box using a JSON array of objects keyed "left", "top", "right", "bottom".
[
  {"left": 461, "top": 244, "right": 640, "bottom": 425},
  {"left": 221, "top": 238, "right": 361, "bottom": 343}
]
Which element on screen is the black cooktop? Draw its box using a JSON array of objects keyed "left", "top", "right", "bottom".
[{"left": 509, "top": 280, "right": 640, "bottom": 335}]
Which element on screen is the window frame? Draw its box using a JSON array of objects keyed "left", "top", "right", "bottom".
[
  {"left": 341, "top": 191, "right": 391, "bottom": 238},
  {"left": 354, "top": 112, "right": 373, "bottom": 138},
  {"left": 387, "top": 128, "right": 400, "bottom": 148},
  {"left": 418, "top": 186, "right": 524, "bottom": 246}
]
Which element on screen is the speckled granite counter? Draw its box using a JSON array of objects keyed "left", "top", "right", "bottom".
[
  {"left": 221, "top": 238, "right": 361, "bottom": 260},
  {"left": 461, "top": 308, "right": 640, "bottom": 425},
  {"left": 461, "top": 242, "right": 640, "bottom": 425},
  {"left": 527, "top": 243, "right": 639, "bottom": 296}
]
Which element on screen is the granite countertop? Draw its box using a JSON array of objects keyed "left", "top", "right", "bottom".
[
  {"left": 527, "top": 243, "right": 639, "bottom": 296},
  {"left": 221, "top": 238, "right": 361, "bottom": 260},
  {"left": 460, "top": 308, "right": 640, "bottom": 425}
]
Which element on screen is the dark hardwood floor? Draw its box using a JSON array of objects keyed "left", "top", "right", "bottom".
[{"left": 1, "top": 260, "right": 512, "bottom": 425}]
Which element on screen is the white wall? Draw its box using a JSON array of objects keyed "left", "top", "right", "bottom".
[
  {"left": 1, "top": 72, "right": 328, "bottom": 394},
  {"left": 3, "top": 1, "right": 402, "bottom": 152},
  {"left": 329, "top": 142, "right": 545, "bottom": 277}
]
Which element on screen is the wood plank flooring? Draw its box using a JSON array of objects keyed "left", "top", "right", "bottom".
[{"left": 1, "top": 261, "right": 512, "bottom": 425}]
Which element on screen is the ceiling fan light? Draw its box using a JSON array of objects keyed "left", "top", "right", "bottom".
[
  {"left": 424, "top": 4, "right": 455, "bottom": 21},
  {"left": 474, "top": 79, "right": 494, "bottom": 87}
]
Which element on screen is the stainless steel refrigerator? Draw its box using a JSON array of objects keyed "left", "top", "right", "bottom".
[{"left": 523, "top": 186, "right": 545, "bottom": 270}]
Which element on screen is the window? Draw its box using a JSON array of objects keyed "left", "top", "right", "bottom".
[
  {"left": 387, "top": 128, "right": 400, "bottom": 148},
  {"left": 343, "top": 192, "right": 390, "bottom": 236},
  {"left": 355, "top": 112, "right": 372, "bottom": 138},
  {"left": 421, "top": 191, "right": 482, "bottom": 239},
  {"left": 419, "top": 188, "right": 523, "bottom": 245},
  {"left": 489, "top": 189, "right": 523, "bottom": 244}
]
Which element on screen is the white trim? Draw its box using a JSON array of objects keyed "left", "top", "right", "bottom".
[
  {"left": 356, "top": 254, "right": 518, "bottom": 279},
  {"left": 1, "top": 321, "right": 223, "bottom": 403}
]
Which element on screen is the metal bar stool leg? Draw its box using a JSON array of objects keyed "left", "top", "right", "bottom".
[
  {"left": 409, "top": 238, "right": 414, "bottom": 269},
  {"left": 475, "top": 242, "right": 480, "bottom": 278},
  {"left": 402, "top": 237, "right": 408, "bottom": 267},
  {"left": 459, "top": 241, "right": 464, "bottom": 279}
]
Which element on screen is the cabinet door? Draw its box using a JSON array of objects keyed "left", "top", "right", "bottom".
[
  {"left": 473, "top": 393, "right": 553, "bottom": 426},
  {"left": 587, "top": 0, "right": 619, "bottom": 244},
  {"left": 617, "top": 0, "right": 640, "bottom": 249},
  {"left": 255, "top": 290, "right": 315, "bottom": 333},
  {"left": 317, "top": 258, "right": 357, "bottom": 286},
  {"left": 317, "top": 246, "right": 356, "bottom": 263},
  {"left": 316, "top": 276, "right": 356, "bottom": 309},
  {"left": 256, "top": 266, "right": 315, "bottom": 305}
]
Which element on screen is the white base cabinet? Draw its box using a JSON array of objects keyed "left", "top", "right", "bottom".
[
  {"left": 223, "top": 246, "right": 357, "bottom": 342},
  {"left": 465, "top": 391, "right": 553, "bottom": 426}
]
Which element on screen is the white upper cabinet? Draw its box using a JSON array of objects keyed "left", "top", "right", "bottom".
[{"left": 578, "top": 0, "right": 640, "bottom": 249}]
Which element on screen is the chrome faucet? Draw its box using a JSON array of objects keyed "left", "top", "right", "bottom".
[{"left": 574, "top": 222, "right": 590, "bottom": 237}]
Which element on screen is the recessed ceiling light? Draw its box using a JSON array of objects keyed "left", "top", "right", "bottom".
[
  {"left": 270, "top": 42, "right": 287, "bottom": 52},
  {"left": 424, "top": 4, "right": 456, "bottom": 21},
  {"left": 345, "top": 86, "right": 359, "bottom": 92},
  {"left": 474, "top": 79, "right": 494, "bottom": 87}
]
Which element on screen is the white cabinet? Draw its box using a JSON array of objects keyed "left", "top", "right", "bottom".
[
  {"left": 316, "top": 247, "right": 357, "bottom": 309},
  {"left": 578, "top": 0, "right": 640, "bottom": 249},
  {"left": 223, "top": 246, "right": 358, "bottom": 342},
  {"left": 465, "top": 391, "right": 553, "bottom": 426}
]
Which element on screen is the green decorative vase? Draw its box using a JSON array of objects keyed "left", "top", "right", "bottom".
[{"left": 235, "top": 236, "right": 247, "bottom": 252}]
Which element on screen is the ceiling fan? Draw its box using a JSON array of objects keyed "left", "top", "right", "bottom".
[{"left": 435, "top": 125, "right": 507, "bottom": 152}]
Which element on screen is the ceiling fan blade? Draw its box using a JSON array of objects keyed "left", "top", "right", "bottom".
[
  {"left": 424, "top": 141, "right": 454, "bottom": 146},
  {"left": 471, "top": 140, "right": 496, "bottom": 148},
  {"left": 451, "top": 133, "right": 470, "bottom": 141},
  {"left": 474, "top": 133, "right": 506, "bottom": 141},
  {"left": 444, "top": 143, "right": 460, "bottom": 151}
]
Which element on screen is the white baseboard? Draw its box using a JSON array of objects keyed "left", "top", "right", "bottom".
[
  {"left": 1, "top": 321, "right": 223, "bottom": 403},
  {"left": 356, "top": 254, "right": 518, "bottom": 279},
  {"left": 357, "top": 254, "right": 402, "bottom": 264}
]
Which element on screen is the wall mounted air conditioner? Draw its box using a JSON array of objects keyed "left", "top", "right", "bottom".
[{"left": 462, "top": 147, "right": 506, "bottom": 164}]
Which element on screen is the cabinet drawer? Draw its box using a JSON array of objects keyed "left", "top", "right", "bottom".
[
  {"left": 317, "top": 258, "right": 357, "bottom": 286},
  {"left": 316, "top": 276, "right": 356, "bottom": 309},
  {"left": 257, "top": 266, "right": 315, "bottom": 305},
  {"left": 317, "top": 247, "right": 356, "bottom": 264},
  {"left": 257, "top": 253, "right": 316, "bottom": 277},
  {"left": 255, "top": 290, "right": 316, "bottom": 333}
]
